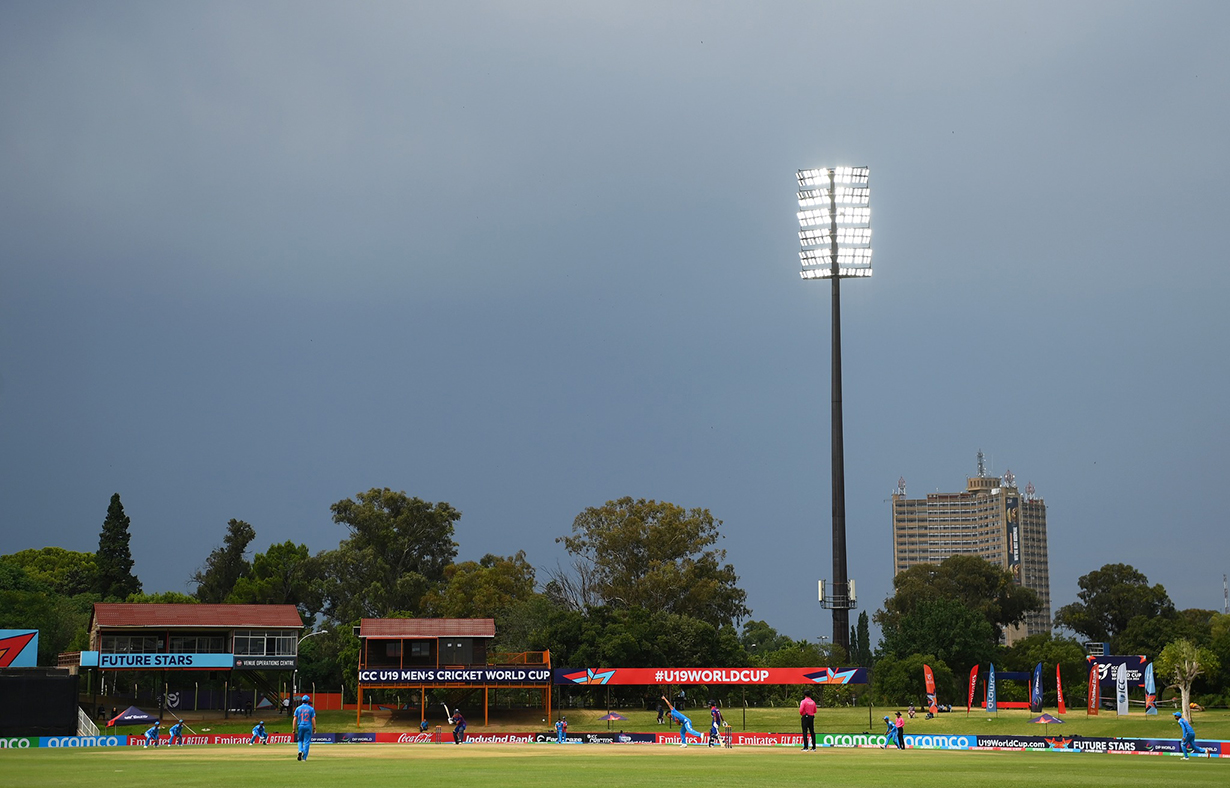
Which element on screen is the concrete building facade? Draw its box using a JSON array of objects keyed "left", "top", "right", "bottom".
[{"left": 891, "top": 455, "right": 1051, "bottom": 642}]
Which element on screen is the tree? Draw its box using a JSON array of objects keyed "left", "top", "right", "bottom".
[
  {"left": 879, "top": 597, "right": 998, "bottom": 673},
  {"left": 875, "top": 555, "right": 1039, "bottom": 644},
  {"left": 126, "top": 591, "right": 198, "bottom": 604},
  {"left": 191, "top": 519, "right": 256, "bottom": 603},
  {"left": 318, "top": 488, "right": 459, "bottom": 621},
  {"left": 1, "top": 547, "right": 97, "bottom": 596},
  {"left": 740, "top": 620, "right": 794, "bottom": 657},
  {"left": 1000, "top": 633, "right": 1087, "bottom": 704},
  {"left": 95, "top": 493, "right": 141, "bottom": 599},
  {"left": 1053, "top": 563, "right": 1174, "bottom": 651},
  {"left": 872, "top": 653, "right": 956, "bottom": 706},
  {"left": 851, "top": 611, "right": 873, "bottom": 667},
  {"left": 1116, "top": 608, "right": 1215, "bottom": 659},
  {"left": 420, "top": 552, "right": 536, "bottom": 627},
  {"left": 1156, "top": 638, "right": 1220, "bottom": 720},
  {"left": 557, "top": 497, "right": 749, "bottom": 628},
  {"left": 228, "top": 540, "right": 320, "bottom": 620},
  {"left": 0, "top": 561, "right": 94, "bottom": 665}
]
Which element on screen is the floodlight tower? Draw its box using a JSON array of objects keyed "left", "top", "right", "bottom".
[{"left": 796, "top": 165, "right": 871, "bottom": 657}]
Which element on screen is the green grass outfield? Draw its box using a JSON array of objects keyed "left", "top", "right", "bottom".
[
  {"left": 1, "top": 742, "right": 1225, "bottom": 788},
  {"left": 155, "top": 705, "right": 1230, "bottom": 740}
]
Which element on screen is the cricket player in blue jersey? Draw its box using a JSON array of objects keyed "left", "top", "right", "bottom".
[
  {"left": 168, "top": 720, "right": 185, "bottom": 746},
  {"left": 555, "top": 716, "right": 567, "bottom": 743},
  {"left": 294, "top": 695, "right": 316, "bottom": 761},
  {"left": 661, "top": 695, "right": 703, "bottom": 747},
  {"left": 250, "top": 720, "right": 268, "bottom": 745},
  {"left": 451, "top": 709, "right": 467, "bottom": 744},
  {"left": 143, "top": 721, "right": 160, "bottom": 747},
  {"left": 880, "top": 716, "right": 896, "bottom": 749},
  {"left": 1174, "top": 711, "right": 1210, "bottom": 759}
]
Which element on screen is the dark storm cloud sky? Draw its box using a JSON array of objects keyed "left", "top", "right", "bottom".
[{"left": 2, "top": 2, "right": 1227, "bottom": 640}]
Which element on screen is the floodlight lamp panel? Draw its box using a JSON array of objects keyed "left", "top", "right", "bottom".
[
  {"left": 799, "top": 228, "right": 830, "bottom": 244},
  {"left": 797, "top": 209, "right": 831, "bottom": 228},
  {"left": 832, "top": 187, "right": 870, "bottom": 206},
  {"left": 797, "top": 169, "right": 831, "bottom": 187},
  {"left": 797, "top": 189, "right": 827, "bottom": 207},
  {"left": 832, "top": 166, "right": 870, "bottom": 185}
]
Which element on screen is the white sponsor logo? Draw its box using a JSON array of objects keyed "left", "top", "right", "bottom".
[
  {"left": 823, "top": 734, "right": 884, "bottom": 747},
  {"left": 0, "top": 738, "right": 32, "bottom": 748},
  {"left": 45, "top": 736, "right": 122, "bottom": 747},
  {"left": 905, "top": 735, "right": 971, "bottom": 750},
  {"left": 397, "top": 733, "right": 435, "bottom": 743}
]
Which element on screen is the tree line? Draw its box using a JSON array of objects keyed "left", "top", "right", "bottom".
[{"left": 1, "top": 489, "right": 1226, "bottom": 710}]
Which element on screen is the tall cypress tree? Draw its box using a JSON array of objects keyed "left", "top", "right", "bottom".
[
  {"left": 855, "top": 610, "right": 872, "bottom": 666},
  {"left": 95, "top": 493, "right": 142, "bottom": 599}
]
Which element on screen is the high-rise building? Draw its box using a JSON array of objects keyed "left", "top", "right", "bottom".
[{"left": 890, "top": 452, "right": 1051, "bottom": 643}]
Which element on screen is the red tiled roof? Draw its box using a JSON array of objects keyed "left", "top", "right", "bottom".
[
  {"left": 91, "top": 604, "right": 303, "bottom": 629},
  {"left": 359, "top": 618, "right": 495, "bottom": 638}
]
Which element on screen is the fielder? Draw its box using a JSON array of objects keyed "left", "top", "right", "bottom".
[
  {"left": 143, "top": 720, "right": 160, "bottom": 747},
  {"left": 294, "top": 695, "right": 316, "bottom": 761},
  {"left": 555, "top": 716, "right": 568, "bottom": 743},
  {"left": 1174, "top": 711, "right": 1210, "bottom": 759},
  {"left": 168, "top": 720, "right": 185, "bottom": 746},
  {"left": 250, "top": 720, "right": 268, "bottom": 745}
]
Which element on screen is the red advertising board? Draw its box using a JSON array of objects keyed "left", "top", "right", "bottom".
[{"left": 555, "top": 667, "right": 868, "bottom": 686}]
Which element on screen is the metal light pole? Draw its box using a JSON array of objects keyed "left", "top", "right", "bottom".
[
  {"left": 293, "top": 630, "right": 329, "bottom": 695},
  {"left": 796, "top": 166, "right": 871, "bottom": 658}
]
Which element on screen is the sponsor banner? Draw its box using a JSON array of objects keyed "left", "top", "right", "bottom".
[
  {"left": 0, "top": 737, "right": 38, "bottom": 748},
  {"left": 967, "top": 665, "right": 979, "bottom": 713},
  {"left": 1087, "top": 655, "right": 1147, "bottom": 689},
  {"left": 923, "top": 664, "right": 938, "bottom": 715},
  {"left": 1115, "top": 664, "right": 1129, "bottom": 715},
  {"left": 1030, "top": 663, "right": 1043, "bottom": 713},
  {"left": 41, "top": 735, "right": 127, "bottom": 747},
  {"left": 555, "top": 667, "right": 868, "bottom": 686},
  {"left": 97, "top": 653, "right": 235, "bottom": 670},
  {"left": 0, "top": 630, "right": 39, "bottom": 668},
  {"left": 1006, "top": 497, "right": 1021, "bottom": 580},
  {"left": 974, "top": 735, "right": 1221, "bottom": 756},
  {"left": 234, "top": 657, "right": 297, "bottom": 670},
  {"left": 337, "top": 733, "right": 376, "bottom": 743},
  {"left": 358, "top": 668, "right": 552, "bottom": 685},
  {"left": 656, "top": 732, "right": 713, "bottom": 745},
  {"left": 987, "top": 664, "right": 997, "bottom": 714},
  {"left": 819, "top": 733, "right": 973, "bottom": 750},
  {"left": 1056, "top": 664, "right": 1066, "bottom": 715},
  {"left": 16, "top": 731, "right": 1227, "bottom": 753},
  {"left": 1144, "top": 662, "right": 1157, "bottom": 715}
]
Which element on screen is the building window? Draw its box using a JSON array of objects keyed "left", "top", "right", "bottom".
[
  {"left": 233, "top": 629, "right": 298, "bottom": 656},
  {"left": 169, "top": 635, "right": 226, "bottom": 653},
  {"left": 100, "top": 635, "right": 162, "bottom": 654}
]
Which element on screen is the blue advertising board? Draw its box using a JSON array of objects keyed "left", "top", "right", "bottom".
[{"left": 80, "top": 651, "right": 236, "bottom": 669}]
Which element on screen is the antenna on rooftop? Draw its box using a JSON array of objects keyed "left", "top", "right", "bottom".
[{"left": 977, "top": 449, "right": 987, "bottom": 478}]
